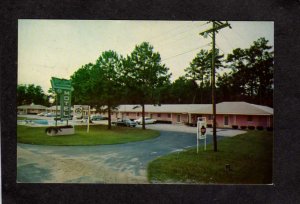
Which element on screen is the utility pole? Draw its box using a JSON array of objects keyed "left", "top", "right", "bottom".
[{"left": 199, "top": 21, "right": 231, "bottom": 152}]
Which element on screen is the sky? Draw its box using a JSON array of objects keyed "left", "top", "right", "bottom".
[{"left": 18, "top": 20, "right": 274, "bottom": 93}]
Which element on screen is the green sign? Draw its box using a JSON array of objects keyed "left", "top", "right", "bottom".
[
  {"left": 51, "top": 77, "right": 73, "bottom": 92},
  {"left": 51, "top": 77, "right": 73, "bottom": 121},
  {"left": 60, "top": 90, "right": 72, "bottom": 120}
]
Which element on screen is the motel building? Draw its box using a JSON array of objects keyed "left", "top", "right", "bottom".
[
  {"left": 17, "top": 103, "right": 48, "bottom": 115},
  {"left": 18, "top": 101, "right": 273, "bottom": 129},
  {"left": 110, "top": 101, "right": 273, "bottom": 129}
]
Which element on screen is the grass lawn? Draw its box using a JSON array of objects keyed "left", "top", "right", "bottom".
[
  {"left": 17, "top": 117, "right": 39, "bottom": 120},
  {"left": 147, "top": 130, "right": 273, "bottom": 184},
  {"left": 17, "top": 125, "right": 159, "bottom": 146}
]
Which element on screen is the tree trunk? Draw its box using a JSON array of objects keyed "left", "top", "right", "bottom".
[
  {"left": 142, "top": 103, "right": 146, "bottom": 130},
  {"left": 192, "top": 95, "right": 196, "bottom": 104},
  {"left": 108, "top": 102, "right": 111, "bottom": 130}
]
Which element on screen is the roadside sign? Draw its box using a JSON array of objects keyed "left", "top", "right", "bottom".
[
  {"left": 50, "top": 77, "right": 73, "bottom": 121},
  {"left": 73, "top": 105, "right": 90, "bottom": 133},
  {"left": 197, "top": 117, "right": 207, "bottom": 153}
]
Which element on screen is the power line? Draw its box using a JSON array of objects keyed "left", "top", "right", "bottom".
[
  {"left": 152, "top": 21, "right": 209, "bottom": 46},
  {"left": 147, "top": 22, "right": 195, "bottom": 43},
  {"left": 229, "top": 28, "right": 245, "bottom": 45},
  {"left": 215, "top": 44, "right": 226, "bottom": 55},
  {"left": 218, "top": 32, "right": 235, "bottom": 50},
  {"left": 161, "top": 43, "right": 211, "bottom": 62},
  {"left": 154, "top": 23, "right": 210, "bottom": 48}
]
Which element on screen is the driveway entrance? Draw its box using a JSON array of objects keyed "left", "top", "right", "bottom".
[{"left": 17, "top": 131, "right": 223, "bottom": 183}]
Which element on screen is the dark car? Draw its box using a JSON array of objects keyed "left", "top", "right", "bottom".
[
  {"left": 113, "top": 119, "right": 137, "bottom": 127},
  {"left": 91, "top": 115, "right": 105, "bottom": 121}
]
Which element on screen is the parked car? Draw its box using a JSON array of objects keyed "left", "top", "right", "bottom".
[
  {"left": 114, "top": 118, "right": 137, "bottom": 127},
  {"left": 37, "top": 112, "right": 47, "bottom": 116},
  {"left": 91, "top": 115, "right": 105, "bottom": 121},
  {"left": 134, "top": 117, "right": 157, "bottom": 125},
  {"left": 45, "top": 113, "right": 56, "bottom": 117}
]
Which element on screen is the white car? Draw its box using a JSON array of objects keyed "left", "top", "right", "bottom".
[
  {"left": 37, "top": 112, "right": 47, "bottom": 116},
  {"left": 134, "top": 117, "right": 157, "bottom": 125}
]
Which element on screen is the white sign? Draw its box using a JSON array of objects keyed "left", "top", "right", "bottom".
[
  {"left": 73, "top": 105, "right": 91, "bottom": 133},
  {"left": 74, "top": 105, "right": 89, "bottom": 119},
  {"left": 74, "top": 105, "right": 83, "bottom": 118},
  {"left": 197, "top": 117, "right": 207, "bottom": 153}
]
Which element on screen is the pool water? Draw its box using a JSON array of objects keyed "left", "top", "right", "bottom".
[
  {"left": 17, "top": 119, "right": 84, "bottom": 126},
  {"left": 33, "top": 120, "right": 49, "bottom": 125}
]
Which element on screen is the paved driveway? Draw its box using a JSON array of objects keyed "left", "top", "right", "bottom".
[{"left": 17, "top": 130, "right": 224, "bottom": 184}]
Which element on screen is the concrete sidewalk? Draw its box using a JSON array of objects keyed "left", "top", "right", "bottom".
[{"left": 138, "top": 124, "right": 246, "bottom": 137}]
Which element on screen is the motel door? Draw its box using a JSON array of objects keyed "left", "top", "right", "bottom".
[
  {"left": 177, "top": 114, "right": 181, "bottom": 122},
  {"left": 224, "top": 115, "right": 229, "bottom": 126}
]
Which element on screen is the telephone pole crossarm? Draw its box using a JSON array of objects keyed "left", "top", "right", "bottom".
[{"left": 199, "top": 21, "right": 231, "bottom": 37}]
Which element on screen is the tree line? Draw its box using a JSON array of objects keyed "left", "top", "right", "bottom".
[
  {"left": 17, "top": 84, "right": 50, "bottom": 106},
  {"left": 17, "top": 37, "right": 274, "bottom": 129},
  {"left": 160, "top": 37, "right": 274, "bottom": 107}
]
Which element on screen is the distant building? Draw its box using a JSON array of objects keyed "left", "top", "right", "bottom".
[
  {"left": 110, "top": 102, "right": 273, "bottom": 128},
  {"left": 17, "top": 103, "right": 48, "bottom": 114}
]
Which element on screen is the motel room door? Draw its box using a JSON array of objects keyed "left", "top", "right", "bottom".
[{"left": 224, "top": 115, "right": 229, "bottom": 127}]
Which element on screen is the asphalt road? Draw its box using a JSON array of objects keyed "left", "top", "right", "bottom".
[{"left": 17, "top": 130, "right": 224, "bottom": 183}]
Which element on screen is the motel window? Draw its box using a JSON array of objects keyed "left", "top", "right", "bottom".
[
  {"left": 150, "top": 114, "right": 153, "bottom": 118},
  {"left": 247, "top": 115, "right": 253, "bottom": 122},
  {"left": 168, "top": 113, "right": 171, "bottom": 118},
  {"left": 137, "top": 113, "right": 139, "bottom": 117},
  {"left": 158, "top": 113, "right": 161, "bottom": 117},
  {"left": 126, "top": 113, "right": 129, "bottom": 116},
  {"left": 177, "top": 114, "right": 181, "bottom": 122},
  {"left": 208, "top": 115, "right": 212, "bottom": 120}
]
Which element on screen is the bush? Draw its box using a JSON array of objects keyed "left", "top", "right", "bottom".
[
  {"left": 207, "top": 124, "right": 212, "bottom": 128},
  {"left": 232, "top": 125, "right": 238, "bottom": 129},
  {"left": 156, "top": 120, "right": 172, "bottom": 124},
  {"left": 240, "top": 126, "right": 247, "bottom": 130},
  {"left": 184, "top": 123, "right": 195, "bottom": 127},
  {"left": 45, "top": 125, "right": 73, "bottom": 134},
  {"left": 256, "top": 126, "right": 264, "bottom": 130},
  {"left": 267, "top": 127, "right": 273, "bottom": 131},
  {"left": 248, "top": 126, "right": 255, "bottom": 130}
]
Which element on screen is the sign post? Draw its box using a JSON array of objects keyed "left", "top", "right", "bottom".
[
  {"left": 50, "top": 77, "right": 73, "bottom": 126},
  {"left": 73, "top": 105, "right": 90, "bottom": 133},
  {"left": 87, "top": 105, "right": 90, "bottom": 133},
  {"left": 197, "top": 117, "right": 207, "bottom": 153}
]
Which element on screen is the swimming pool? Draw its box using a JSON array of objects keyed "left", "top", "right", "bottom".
[{"left": 17, "top": 119, "right": 86, "bottom": 126}]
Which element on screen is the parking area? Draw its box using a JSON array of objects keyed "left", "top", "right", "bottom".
[
  {"left": 17, "top": 115, "right": 246, "bottom": 183},
  {"left": 17, "top": 130, "right": 229, "bottom": 183},
  {"left": 18, "top": 115, "right": 246, "bottom": 137}
]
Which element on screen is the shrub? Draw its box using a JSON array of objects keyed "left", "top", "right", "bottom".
[
  {"left": 256, "top": 126, "right": 264, "bottom": 130},
  {"left": 267, "top": 127, "right": 273, "bottom": 131},
  {"left": 207, "top": 124, "right": 212, "bottom": 128},
  {"left": 240, "top": 126, "right": 247, "bottom": 130},
  {"left": 232, "top": 125, "right": 238, "bottom": 129},
  {"left": 248, "top": 126, "right": 255, "bottom": 130},
  {"left": 156, "top": 120, "right": 172, "bottom": 124},
  {"left": 45, "top": 125, "right": 73, "bottom": 134}
]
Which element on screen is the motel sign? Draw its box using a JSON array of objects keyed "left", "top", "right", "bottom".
[{"left": 50, "top": 77, "right": 73, "bottom": 121}]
